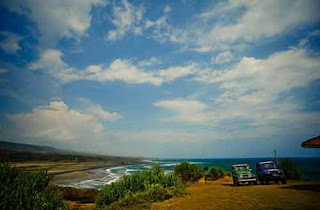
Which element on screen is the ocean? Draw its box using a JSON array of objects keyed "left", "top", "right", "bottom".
[{"left": 58, "top": 157, "right": 320, "bottom": 189}]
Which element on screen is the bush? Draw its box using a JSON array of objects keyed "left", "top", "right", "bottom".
[
  {"left": 102, "top": 184, "right": 185, "bottom": 210},
  {"left": 0, "top": 163, "right": 66, "bottom": 210},
  {"left": 279, "top": 159, "right": 302, "bottom": 180},
  {"left": 205, "top": 167, "right": 228, "bottom": 180},
  {"left": 96, "top": 164, "right": 184, "bottom": 208},
  {"left": 174, "top": 161, "right": 204, "bottom": 183}
]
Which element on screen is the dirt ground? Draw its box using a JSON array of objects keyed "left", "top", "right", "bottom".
[{"left": 151, "top": 177, "right": 320, "bottom": 210}]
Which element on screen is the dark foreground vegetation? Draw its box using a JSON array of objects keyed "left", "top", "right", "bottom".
[
  {"left": 0, "top": 163, "right": 66, "bottom": 210},
  {"left": 280, "top": 158, "right": 302, "bottom": 180}
]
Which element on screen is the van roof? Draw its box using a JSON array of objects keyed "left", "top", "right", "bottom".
[
  {"left": 232, "top": 164, "right": 248, "bottom": 167},
  {"left": 259, "top": 161, "right": 274, "bottom": 164}
]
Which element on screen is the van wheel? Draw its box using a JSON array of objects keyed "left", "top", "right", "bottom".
[{"left": 282, "top": 178, "right": 287, "bottom": 184}]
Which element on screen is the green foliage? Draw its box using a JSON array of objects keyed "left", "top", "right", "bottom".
[
  {"left": 205, "top": 167, "right": 229, "bottom": 180},
  {"left": 279, "top": 159, "right": 302, "bottom": 180},
  {"left": 174, "top": 161, "right": 204, "bottom": 183},
  {"left": 97, "top": 164, "right": 184, "bottom": 208},
  {"left": 0, "top": 163, "right": 66, "bottom": 210},
  {"left": 104, "top": 184, "right": 186, "bottom": 210}
]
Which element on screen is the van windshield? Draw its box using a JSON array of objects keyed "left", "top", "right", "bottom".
[
  {"left": 261, "top": 163, "right": 276, "bottom": 169},
  {"left": 234, "top": 166, "right": 248, "bottom": 171}
]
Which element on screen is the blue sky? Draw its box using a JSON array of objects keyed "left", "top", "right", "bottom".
[{"left": 0, "top": 0, "right": 320, "bottom": 158}]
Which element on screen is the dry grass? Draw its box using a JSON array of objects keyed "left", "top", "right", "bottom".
[
  {"left": 151, "top": 176, "right": 320, "bottom": 210},
  {"left": 60, "top": 187, "right": 98, "bottom": 210}
]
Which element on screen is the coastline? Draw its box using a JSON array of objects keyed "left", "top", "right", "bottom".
[
  {"left": 52, "top": 157, "right": 320, "bottom": 188},
  {"left": 52, "top": 165, "right": 124, "bottom": 188},
  {"left": 51, "top": 161, "right": 151, "bottom": 188}
]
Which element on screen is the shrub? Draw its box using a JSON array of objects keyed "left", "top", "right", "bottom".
[
  {"left": 279, "top": 159, "right": 302, "bottom": 180},
  {"left": 0, "top": 163, "right": 66, "bottom": 210},
  {"left": 174, "top": 161, "right": 204, "bottom": 183},
  {"left": 205, "top": 167, "right": 224, "bottom": 180},
  {"left": 96, "top": 164, "right": 184, "bottom": 208},
  {"left": 104, "top": 184, "right": 185, "bottom": 210}
]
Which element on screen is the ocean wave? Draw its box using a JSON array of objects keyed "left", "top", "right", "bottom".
[{"left": 161, "top": 163, "right": 178, "bottom": 167}]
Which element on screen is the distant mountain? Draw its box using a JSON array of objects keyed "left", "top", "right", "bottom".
[
  {"left": 0, "top": 141, "right": 57, "bottom": 153},
  {"left": 0, "top": 140, "right": 143, "bottom": 162}
]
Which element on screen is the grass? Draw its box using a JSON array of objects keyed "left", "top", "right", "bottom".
[{"left": 151, "top": 176, "right": 320, "bottom": 210}]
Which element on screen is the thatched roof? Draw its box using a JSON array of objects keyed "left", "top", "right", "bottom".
[{"left": 301, "top": 135, "right": 320, "bottom": 148}]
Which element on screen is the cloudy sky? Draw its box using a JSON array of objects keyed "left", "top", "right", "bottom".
[{"left": 0, "top": 0, "right": 320, "bottom": 158}]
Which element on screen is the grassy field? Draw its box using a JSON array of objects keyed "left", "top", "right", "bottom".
[{"left": 151, "top": 177, "right": 320, "bottom": 210}]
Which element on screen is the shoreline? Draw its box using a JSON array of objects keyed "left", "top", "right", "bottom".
[{"left": 51, "top": 161, "right": 149, "bottom": 189}]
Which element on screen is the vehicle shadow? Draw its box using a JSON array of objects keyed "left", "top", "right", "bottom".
[{"left": 280, "top": 184, "right": 320, "bottom": 192}]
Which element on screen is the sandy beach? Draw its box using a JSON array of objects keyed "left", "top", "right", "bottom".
[{"left": 9, "top": 157, "right": 144, "bottom": 187}]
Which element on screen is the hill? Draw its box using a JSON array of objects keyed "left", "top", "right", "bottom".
[
  {"left": 0, "top": 140, "right": 57, "bottom": 153},
  {"left": 0, "top": 140, "right": 142, "bottom": 163}
]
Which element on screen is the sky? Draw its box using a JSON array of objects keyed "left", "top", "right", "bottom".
[{"left": 0, "top": 0, "right": 320, "bottom": 158}]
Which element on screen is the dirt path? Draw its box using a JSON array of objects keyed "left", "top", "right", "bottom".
[{"left": 151, "top": 177, "right": 320, "bottom": 210}]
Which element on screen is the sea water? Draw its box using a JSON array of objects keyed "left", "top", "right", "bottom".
[{"left": 59, "top": 157, "right": 320, "bottom": 189}]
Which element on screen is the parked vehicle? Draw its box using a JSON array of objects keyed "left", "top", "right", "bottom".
[
  {"left": 256, "top": 161, "right": 286, "bottom": 184},
  {"left": 232, "top": 164, "right": 257, "bottom": 186}
]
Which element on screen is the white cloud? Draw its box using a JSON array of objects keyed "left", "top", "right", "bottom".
[
  {"left": 309, "top": 29, "right": 320, "bottom": 37},
  {"left": 0, "top": 68, "right": 8, "bottom": 74},
  {"left": 28, "top": 49, "right": 82, "bottom": 82},
  {"left": 29, "top": 49, "right": 197, "bottom": 85},
  {"left": 196, "top": 47, "right": 320, "bottom": 96},
  {"left": 138, "top": 56, "right": 162, "bottom": 67},
  {"left": 157, "top": 64, "right": 197, "bottom": 82},
  {"left": 152, "top": 43, "right": 320, "bottom": 135},
  {"left": 144, "top": 10, "right": 186, "bottom": 44},
  {"left": 94, "top": 59, "right": 162, "bottom": 85},
  {"left": 4, "top": 0, "right": 105, "bottom": 45},
  {"left": 105, "top": 2, "right": 185, "bottom": 44},
  {"left": 0, "top": 31, "right": 22, "bottom": 54},
  {"left": 113, "top": 129, "right": 224, "bottom": 143},
  {"left": 78, "top": 98, "right": 122, "bottom": 120},
  {"left": 94, "top": 59, "right": 197, "bottom": 85},
  {"left": 85, "top": 65, "right": 102, "bottom": 73},
  {"left": 106, "top": 0, "right": 144, "bottom": 40},
  {"left": 6, "top": 101, "right": 104, "bottom": 141},
  {"left": 154, "top": 98, "right": 216, "bottom": 125},
  {"left": 164, "top": 5, "right": 172, "bottom": 13},
  {"left": 195, "top": 0, "right": 320, "bottom": 51},
  {"left": 211, "top": 51, "right": 233, "bottom": 64},
  {"left": 193, "top": 45, "right": 320, "bottom": 126},
  {"left": 88, "top": 105, "right": 122, "bottom": 120}
]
